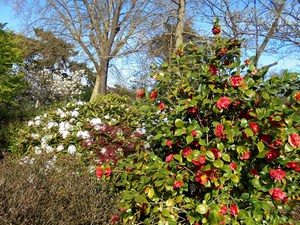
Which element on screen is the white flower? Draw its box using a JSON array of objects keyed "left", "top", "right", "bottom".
[
  {"left": 62, "top": 130, "right": 70, "bottom": 139},
  {"left": 28, "top": 120, "right": 34, "bottom": 126},
  {"left": 34, "top": 147, "right": 42, "bottom": 155},
  {"left": 90, "top": 118, "right": 102, "bottom": 126},
  {"left": 31, "top": 133, "right": 40, "bottom": 139},
  {"left": 136, "top": 127, "right": 146, "bottom": 134},
  {"left": 43, "top": 113, "right": 47, "bottom": 118},
  {"left": 104, "top": 114, "right": 110, "bottom": 120},
  {"left": 100, "top": 148, "right": 107, "bottom": 154},
  {"left": 67, "top": 145, "right": 76, "bottom": 154},
  {"left": 35, "top": 120, "right": 41, "bottom": 126},
  {"left": 57, "top": 145, "right": 64, "bottom": 151},
  {"left": 45, "top": 145, "right": 54, "bottom": 153},
  {"left": 77, "top": 130, "right": 90, "bottom": 139},
  {"left": 47, "top": 121, "right": 56, "bottom": 129},
  {"left": 35, "top": 116, "right": 41, "bottom": 120},
  {"left": 71, "top": 110, "right": 79, "bottom": 117}
]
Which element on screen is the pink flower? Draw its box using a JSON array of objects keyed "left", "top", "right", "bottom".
[
  {"left": 240, "top": 151, "right": 250, "bottom": 160},
  {"left": 231, "top": 75, "right": 244, "bottom": 87},
  {"left": 293, "top": 92, "right": 300, "bottom": 101},
  {"left": 150, "top": 91, "right": 157, "bottom": 100},
  {"left": 219, "top": 206, "right": 228, "bottom": 215},
  {"left": 288, "top": 133, "right": 300, "bottom": 148},
  {"left": 215, "top": 125, "right": 226, "bottom": 138},
  {"left": 111, "top": 215, "right": 120, "bottom": 223},
  {"left": 209, "top": 64, "right": 217, "bottom": 75},
  {"left": 182, "top": 147, "right": 192, "bottom": 158},
  {"left": 195, "top": 172, "right": 208, "bottom": 185},
  {"left": 269, "top": 169, "right": 286, "bottom": 181},
  {"left": 104, "top": 168, "right": 112, "bottom": 177},
  {"left": 230, "top": 162, "right": 237, "bottom": 170},
  {"left": 249, "top": 122, "right": 259, "bottom": 135},
  {"left": 136, "top": 90, "right": 145, "bottom": 98},
  {"left": 230, "top": 204, "right": 239, "bottom": 216},
  {"left": 192, "top": 155, "right": 206, "bottom": 166},
  {"left": 286, "top": 161, "right": 299, "bottom": 170},
  {"left": 212, "top": 26, "right": 221, "bottom": 35},
  {"left": 270, "top": 188, "right": 286, "bottom": 201},
  {"left": 166, "top": 140, "right": 172, "bottom": 147},
  {"left": 166, "top": 154, "right": 174, "bottom": 162},
  {"left": 173, "top": 180, "right": 184, "bottom": 189},
  {"left": 217, "top": 97, "right": 230, "bottom": 110},
  {"left": 96, "top": 167, "right": 103, "bottom": 178},
  {"left": 191, "top": 130, "right": 197, "bottom": 137},
  {"left": 159, "top": 102, "right": 165, "bottom": 110}
]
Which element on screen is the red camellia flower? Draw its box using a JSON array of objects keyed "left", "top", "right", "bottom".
[
  {"left": 266, "top": 149, "right": 280, "bottom": 160},
  {"left": 219, "top": 206, "right": 228, "bottom": 215},
  {"left": 288, "top": 133, "right": 300, "bottom": 148},
  {"left": 261, "top": 134, "right": 272, "bottom": 143},
  {"left": 269, "top": 169, "right": 286, "bottom": 181},
  {"left": 111, "top": 215, "right": 120, "bottom": 223},
  {"left": 209, "top": 64, "right": 218, "bottom": 75},
  {"left": 150, "top": 91, "right": 158, "bottom": 100},
  {"left": 166, "top": 154, "right": 174, "bottom": 162},
  {"left": 159, "top": 102, "right": 165, "bottom": 111},
  {"left": 212, "top": 26, "right": 221, "bottom": 35},
  {"left": 195, "top": 172, "right": 208, "bottom": 185},
  {"left": 191, "top": 130, "right": 197, "bottom": 137},
  {"left": 230, "top": 204, "right": 239, "bottom": 216},
  {"left": 104, "top": 168, "right": 112, "bottom": 177},
  {"left": 270, "top": 188, "right": 286, "bottom": 201},
  {"left": 166, "top": 140, "right": 172, "bottom": 147},
  {"left": 192, "top": 155, "right": 206, "bottom": 166},
  {"left": 96, "top": 166, "right": 103, "bottom": 178},
  {"left": 230, "top": 162, "right": 237, "bottom": 170},
  {"left": 136, "top": 90, "right": 145, "bottom": 98},
  {"left": 217, "top": 97, "right": 230, "bottom": 110},
  {"left": 240, "top": 151, "right": 250, "bottom": 160},
  {"left": 286, "top": 161, "right": 299, "bottom": 170},
  {"left": 249, "top": 122, "right": 259, "bottom": 135},
  {"left": 250, "top": 168, "right": 258, "bottom": 176},
  {"left": 293, "top": 92, "right": 300, "bottom": 101},
  {"left": 215, "top": 125, "right": 226, "bottom": 138},
  {"left": 176, "top": 49, "right": 183, "bottom": 56},
  {"left": 182, "top": 146, "right": 192, "bottom": 158},
  {"left": 173, "top": 180, "right": 184, "bottom": 189},
  {"left": 231, "top": 75, "right": 244, "bottom": 87},
  {"left": 211, "top": 147, "right": 222, "bottom": 159},
  {"left": 219, "top": 48, "right": 228, "bottom": 56}
]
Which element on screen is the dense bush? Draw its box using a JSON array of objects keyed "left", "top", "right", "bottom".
[
  {"left": 112, "top": 24, "right": 300, "bottom": 224},
  {"left": 0, "top": 153, "right": 120, "bottom": 224}
]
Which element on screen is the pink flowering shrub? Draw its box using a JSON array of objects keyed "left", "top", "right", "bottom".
[{"left": 112, "top": 23, "right": 300, "bottom": 224}]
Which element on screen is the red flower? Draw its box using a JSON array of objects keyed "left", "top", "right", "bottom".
[
  {"left": 288, "top": 133, "right": 300, "bottom": 148},
  {"left": 191, "top": 130, "right": 197, "bottom": 137},
  {"left": 177, "top": 49, "right": 183, "bottom": 56},
  {"left": 230, "top": 162, "right": 237, "bottom": 170},
  {"left": 182, "top": 147, "right": 192, "bottom": 158},
  {"left": 192, "top": 155, "right": 206, "bottom": 166},
  {"left": 166, "top": 154, "right": 174, "bottom": 162},
  {"left": 249, "top": 122, "right": 259, "bottom": 135},
  {"left": 211, "top": 147, "right": 221, "bottom": 159},
  {"left": 219, "top": 48, "right": 228, "bottom": 56},
  {"left": 286, "top": 161, "right": 299, "bottom": 170},
  {"left": 217, "top": 97, "right": 230, "bottom": 110},
  {"left": 269, "top": 169, "right": 286, "bottom": 181},
  {"left": 209, "top": 64, "right": 218, "bottom": 75},
  {"left": 240, "top": 151, "right": 250, "bottom": 160},
  {"left": 244, "top": 59, "right": 250, "bottom": 66},
  {"left": 150, "top": 91, "right": 157, "bottom": 100},
  {"left": 266, "top": 149, "right": 280, "bottom": 160},
  {"left": 166, "top": 140, "right": 172, "bottom": 147},
  {"left": 136, "top": 90, "right": 145, "bottom": 98},
  {"left": 195, "top": 172, "right": 208, "bottom": 185},
  {"left": 173, "top": 180, "right": 184, "bottom": 189},
  {"left": 250, "top": 168, "right": 258, "bottom": 176},
  {"left": 231, "top": 75, "right": 244, "bottom": 87},
  {"left": 219, "top": 206, "right": 228, "bottom": 215},
  {"left": 270, "top": 188, "right": 286, "bottom": 201},
  {"left": 96, "top": 166, "right": 103, "bottom": 178},
  {"left": 105, "top": 168, "right": 112, "bottom": 177},
  {"left": 111, "top": 215, "right": 120, "bottom": 223},
  {"left": 212, "top": 26, "right": 221, "bottom": 35},
  {"left": 274, "top": 139, "right": 283, "bottom": 146},
  {"left": 230, "top": 204, "right": 239, "bottom": 216},
  {"left": 159, "top": 102, "right": 165, "bottom": 111},
  {"left": 215, "top": 125, "right": 226, "bottom": 138},
  {"left": 261, "top": 134, "right": 272, "bottom": 143},
  {"left": 293, "top": 92, "right": 300, "bottom": 101}
]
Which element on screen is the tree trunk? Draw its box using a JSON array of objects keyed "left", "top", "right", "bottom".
[
  {"left": 90, "top": 58, "right": 109, "bottom": 101},
  {"left": 175, "top": 0, "right": 186, "bottom": 49}
]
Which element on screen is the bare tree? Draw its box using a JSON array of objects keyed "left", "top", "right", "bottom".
[
  {"left": 5, "top": 0, "right": 160, "bottom": 100},
  {"left": 192, "top": 0, "right": 299, "bottom": 66}
]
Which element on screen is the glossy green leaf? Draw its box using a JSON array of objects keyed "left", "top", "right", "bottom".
[
  {"left": 175, "top": 118, "right": 184, "bottom": 128},
  {"left": 196, "top": 204, "right": 209, "bottom": 214}
]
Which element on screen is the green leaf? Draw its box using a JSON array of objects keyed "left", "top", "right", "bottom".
[
  {"left": 186, "top": 135, "right": 194, "bottom": 144},
  {"left": 196, "top": 204, "right": 209, "bottom": 214},
  {"left": 217, "top": 142, "right": 224, "bottom": 151},
  {"left": 221, "top": 154, "right": 230, "bottom": 162},
  {"left": 240, "top": 193, "right": 250, "bottom": 199},
  {"left": 206, "top": 151, "right": 215, "bottom": 161},
  {"left": 147, "top": 188, "right": 154, "bottom": 199},
  {"left": 231, "top": 174, "right": 240, "bottom": 183},
  {"left": 257, "top": 141, "right": 265, "bottom": 152},
  {"left": 173, "top": 154, "right": 182, "bottom": 162},
  {"left": 154, "top": 133, "right": 162, "bottom": 140},
  {"left": 237, "top": 209, "right": 248, "bottom": 219},
  {"left": 245, "top": 90, "right": 256, "bottom": 98},
  {"left": 256, "top": 150, "right": 268, "bottom": 158},
  {"left": 244, "top": 128, "right": 254, "bottom": 137},
  {"left": 135, "top": 194, "right": 146, "bottom": 204},
  {"left": 262, "top": 91, "right": 270, "bottom": 100},
  {"left": 213, "top": 159, "right": 224, "bottom": 168},
  {"left": 175, "top": 118, "right": 184, "bottom": 128},
  {"left": 284, "top": 143, "right": 294, "bottom": 152},
  {"left": 123, "top": 191, "right": 135, "bottom": 200},
  {"left": 174, "top": 129, "right": 183, "bottom": 136}
]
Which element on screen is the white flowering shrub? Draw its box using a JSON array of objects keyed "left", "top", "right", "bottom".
[
  {"left": 21, "top": 69, "right": 87, "bottom": 105},
  {"left": 11, "top": 94, "right": 146, "bottom": 167}
]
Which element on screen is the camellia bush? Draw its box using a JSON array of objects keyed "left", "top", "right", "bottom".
[{"left": 112, "top": 23, "right": 300, "bottom": 225}]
